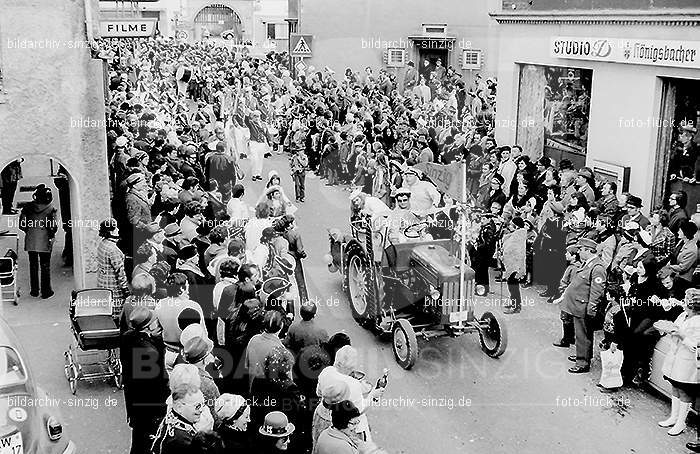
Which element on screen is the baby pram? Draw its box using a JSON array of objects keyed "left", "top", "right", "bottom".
[{"left": 0, "top": 231, "right": 19, "bottom": 305}]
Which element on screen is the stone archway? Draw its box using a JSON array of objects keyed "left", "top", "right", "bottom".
[
  {"left": 194, "top": 4, "right": 243, "bottom": 40},
  {"left": 0, "top": 154, "right": 109, "bottom": 290}
]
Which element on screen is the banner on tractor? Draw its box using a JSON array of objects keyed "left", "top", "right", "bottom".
[{"left": 414, "top": 161, "right": 465, "bottom": 201}]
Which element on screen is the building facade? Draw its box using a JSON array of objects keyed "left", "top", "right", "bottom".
[
  {"left": 0, "top": 0, "right": 110, "bottom": 287},
  {"left": 99, "top": 0, "right": 288, "bottom": 49},
  {"left": 297, "top": 0, "right": 499, "bottom": 88},
  {"left": 492, "top": 0, "right": 700, "bottom": 211}
]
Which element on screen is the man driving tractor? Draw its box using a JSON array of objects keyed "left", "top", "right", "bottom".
[{"left": 387, "top": 188, "right": 431, "bottom": 245}]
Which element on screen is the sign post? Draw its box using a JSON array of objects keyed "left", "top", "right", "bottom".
[{"left": 290, "top": 34, "right": 313, "bottom": 57}]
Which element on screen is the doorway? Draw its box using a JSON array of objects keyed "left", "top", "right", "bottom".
[
  {"left": 0, "top": 155, "right": 77, "bottom": 303},
  {"left": 194, "top": 4, "right": 242, "bottom": 40},
  {"left": 654, "top": 77, "right": 700, "bottom": 210},
  {"left": 418, "top": 49, "right": 448, "bottom": 82}
]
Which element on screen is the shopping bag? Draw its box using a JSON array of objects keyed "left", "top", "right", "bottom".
[{"left": 599, "top": 346, "right": 624, "bottom": 389}]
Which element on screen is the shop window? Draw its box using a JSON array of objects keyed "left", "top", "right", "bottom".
[
  {"left": 515, "top": 64, "right": 592, "bottom": 164},
  {"left": 543, "top": 66, "right": 592, "bottom": 156}
]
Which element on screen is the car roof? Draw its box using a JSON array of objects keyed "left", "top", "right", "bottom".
[
  {"left": 0, "top": 316, "right": 33, "bottom": 379},
  {"left": 0, "top": 317, "right": 22, "bottom": 349}
]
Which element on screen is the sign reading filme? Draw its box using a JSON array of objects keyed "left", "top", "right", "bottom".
[
  {"left": 99, "top": 19, "right": 157, "bottom": 38},
  {"left": 551, "top": 36, "right": 700, "bottom": 70}
]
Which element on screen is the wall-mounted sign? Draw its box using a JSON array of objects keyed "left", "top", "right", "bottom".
[
  {"left": 99, "top": 19, "right": 158, "bottom": 38},
  {"left": 591, "top": 159, "right": 631, "bottom": 194},
  {"left": 551, "top": 36, "right": 700, "bottom": 70}
]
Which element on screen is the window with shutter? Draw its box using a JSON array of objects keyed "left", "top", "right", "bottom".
[
  {"left": 461, "top": 49, "right": 482, "bottom": 69},
  {"left": 386, "top": 48, "right": 405, "bottom": 68}
]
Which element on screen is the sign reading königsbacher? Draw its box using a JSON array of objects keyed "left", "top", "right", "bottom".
[
  {"left": 551, "top": 36, "right": 700, "bottom": 70},
  {"left": 99, "top": 19, "right": 158, "bottom": 38}
]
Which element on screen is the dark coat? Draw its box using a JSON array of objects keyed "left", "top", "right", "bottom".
[
  {"left": 215, "top": 424, "right": 252, "bottom": 452},
  {"left": 177, "top": 267, "right": 215, "bottom": 318},
  {"left": 283, "top": 320, "right": 329, "bottom": 355},
  {"left": 19, "top": 202, "right": 58, "bottom": 252},
  {"left": 119, "top": 329, "right": 169, "bottom": 424},
  {"left": 250, "top": 377, "right": 308, "bottom": 445},
  {"left": 669, "top": 207, "right": 689, "bottom": 235},
  {"left": 487, "top": 189, "right": 507, "bottom": 210},
  {"left": 152, "top": 411, "right": 197, "bottom": 454},
  {"left": 206, "top": 152, "right": 236, "bottom": 186}
]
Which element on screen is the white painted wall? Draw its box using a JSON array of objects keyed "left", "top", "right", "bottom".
[{"left": 494, "top": 22, "right": 700, "bottom": 211}]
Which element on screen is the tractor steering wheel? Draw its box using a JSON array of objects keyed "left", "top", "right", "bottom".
[{"left": 403, "top": 221, "right": 430, "bottom": 239}]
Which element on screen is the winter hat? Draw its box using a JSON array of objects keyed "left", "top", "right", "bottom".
[{"left": 215, "top": 394, "right": 248, "bottom": 422}]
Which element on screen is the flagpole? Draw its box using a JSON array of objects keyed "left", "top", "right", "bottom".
[{"left": 458, "top": 158, "right": 467, "bottom": 330}]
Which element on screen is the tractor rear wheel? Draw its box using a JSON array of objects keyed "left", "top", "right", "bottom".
[{"left": 345, "top": 251, "right": 377, "bottom": 329}]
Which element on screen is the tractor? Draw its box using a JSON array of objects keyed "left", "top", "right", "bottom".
[{"left": 327, "top": 212, "right": 507, "bottom": 369}]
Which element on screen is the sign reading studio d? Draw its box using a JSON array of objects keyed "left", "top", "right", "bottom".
[
  {"left": 551, "top": 36, "right": 700, "bottom": 70},
  {"left": 99, "top": 19, "right": 157, "bottom": 38}
]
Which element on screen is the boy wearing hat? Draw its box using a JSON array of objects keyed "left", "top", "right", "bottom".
[
  {"left": 561, "top": 237, "right": 607, "bottom": 373},
  {"left": 621, "top": 195, "right": 649, "bottom": 230},
  {"left": 552, "top": 242, "right": 580, "bottom": 347},
  {"left": 574, "top": 167, "right": 596, "bottom": 204}
]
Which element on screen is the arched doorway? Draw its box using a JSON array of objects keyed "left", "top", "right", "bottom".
[
  {"left": 194, "top": 4, "right": 242, "bottom": 40},
  {"left": 0, "top": 155, "right": 86, "bottom": 291}
]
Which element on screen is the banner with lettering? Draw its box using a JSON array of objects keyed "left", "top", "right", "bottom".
[
  {"left": 414, "top": 161, "right": 465, "bottom": 201},
  {"left": 550, "top": 36, "right": 700, "bottom": 70}
]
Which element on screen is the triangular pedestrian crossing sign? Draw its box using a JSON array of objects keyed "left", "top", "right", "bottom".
[{"left": 293, "top": 36, "right": 311, "bottom": 54}]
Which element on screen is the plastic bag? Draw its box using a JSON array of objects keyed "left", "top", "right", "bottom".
[{"left": 599, "top": 346, "right": 624, "bottom": 389}]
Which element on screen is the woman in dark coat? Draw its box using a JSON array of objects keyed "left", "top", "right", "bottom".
[
  {"left": 250, "top": 346, "right": 308, "bottom": 454},
  {"left": 176, "top": 244, "right": 217, "bottom": 343},
  {"left": 18, "top": 184, "right": 58, "bottom": 298},
  {"left": 534, "top": 210, "right": 567, "bottom": 297},
  {"left": 120, "top": 307, "right": 169, "bottom": 454},
  {"left": 620, "top": 257, "right": 662, "bottom": 385}
]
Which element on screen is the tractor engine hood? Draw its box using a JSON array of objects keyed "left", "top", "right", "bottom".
[{"left": 410, "top": 244, "right": 472, "bottom": 287}]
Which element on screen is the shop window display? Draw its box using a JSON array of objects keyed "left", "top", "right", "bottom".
[{"left": 543, "top": 67, "right": 592, "bottom": 156}]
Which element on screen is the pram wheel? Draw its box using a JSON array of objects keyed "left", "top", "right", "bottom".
[
  {"left": 64, "top": 349, "right": 77, "bottom": 395},
  {"left": 108, "top": 350, "right": 122, "bottom": 389}
]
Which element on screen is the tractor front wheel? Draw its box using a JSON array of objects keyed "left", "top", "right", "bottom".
[
  {"left": 392, "top": 319, "right": 418, "bottom": 370},
  {"left": 478, "top": 311, "right": 508, "bottom": 358}
]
